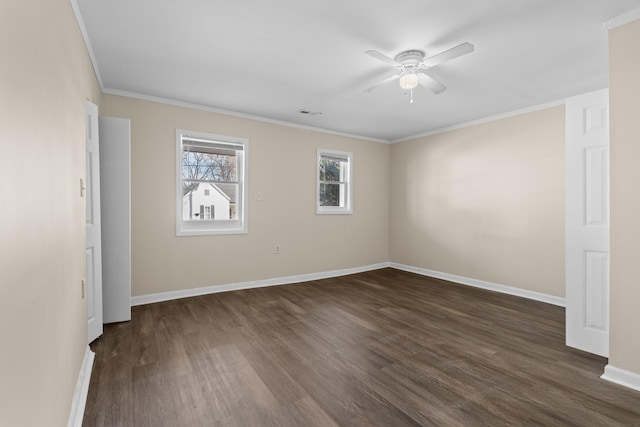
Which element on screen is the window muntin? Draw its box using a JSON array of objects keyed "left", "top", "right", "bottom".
[
  {"left": 177, "top": 130, "right": 248, "bottom": 235},
  {"left": 317, "top": 149, "right": 352, "bottom": 214}
]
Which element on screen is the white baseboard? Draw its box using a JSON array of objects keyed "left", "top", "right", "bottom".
[
  {"left": 67, "top": 346, "right": 95, "bottom": 427},
  {"left": 131, "top": 262, "right": 391, "bottom": 306},
  {"left": 131, "top": 262, "right": 565, "bottom": 308},
  {"left": 601, "top": 364, "right": 640, "bottom": 392},
  {"left": 390, "top": 263, "right": 566, "bottom": 307}
]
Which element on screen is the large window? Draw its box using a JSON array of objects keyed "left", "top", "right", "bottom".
[
  {"left": 317, "top": 149, "right": 352, "bottom": 214},
  {"left": 176, "top": 129, "right": 248, "bottom": 235}
]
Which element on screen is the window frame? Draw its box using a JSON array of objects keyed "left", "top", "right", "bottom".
[
  {"left": 176, "top": 129, "right": 249, "bottom": 236},
  {"left": 316, "top": 148, "right": 353, "bottom": 215}
]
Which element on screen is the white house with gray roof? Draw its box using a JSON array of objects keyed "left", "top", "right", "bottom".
[{"left": 182, "top": 183, "right": 237, "bottom": 220}]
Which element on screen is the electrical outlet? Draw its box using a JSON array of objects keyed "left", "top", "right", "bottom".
[{"left": 275, "top": 245, "right": 280, "bottom": 254}]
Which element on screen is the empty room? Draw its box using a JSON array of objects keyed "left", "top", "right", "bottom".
[{"left": 2, "top": 0, "right": 640, "bottom": 426}]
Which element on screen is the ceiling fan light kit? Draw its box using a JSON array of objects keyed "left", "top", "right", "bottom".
[
  {"left": 364, "top": 42, "right": 474, "bottom": 102},
  {"left": 399, "top": 69, "right": 419, "bottom": 90}
]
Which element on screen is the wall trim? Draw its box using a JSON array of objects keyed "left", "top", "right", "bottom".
[
  {"left": 606, "top": 7, "right": 640, "bottom": 30},
  {"left": 391, "top": 98, "right": 566, "bottom": 143},
  {"left": 132, "top": 262, "right": 565, "bottom": 308},
  {"left": 103, "top": 89, "right": 390, "bottom": 144},
  {"left": 131, "top": 263, "right": 391, "bottom": 306},
  {"left": 67, "top": 346, "right": 95, "bottom": 427},
  {"left": 68, "top": 0, "right": 104, "bottom": 90},
  {"left": 390, "top": 263, "right": 566, "bottom": 307},
  {"left": 601, "top": 364, "right": 640, "bottom": 393}
]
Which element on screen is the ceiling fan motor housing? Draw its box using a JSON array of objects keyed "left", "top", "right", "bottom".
[{"left": 394, "top": 50, "right": 425, "bottom": 66}]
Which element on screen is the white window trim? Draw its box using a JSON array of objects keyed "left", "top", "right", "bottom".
[
  {"left": 176, "top": 129, "right": 249, "bottom": 236},
  {"left": 316, "top": 148, "right": 353, "bottom": 215}
]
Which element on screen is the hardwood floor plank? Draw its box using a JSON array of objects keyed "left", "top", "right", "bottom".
[
  {"left": 282, "top": 397, "right": 340, "bottom": 427},
  {"left": 84, "top": 268, "right": 640, "bottom": 426},
  {"left": 237, "top": 342, "right": 309, "bottom": 406}
]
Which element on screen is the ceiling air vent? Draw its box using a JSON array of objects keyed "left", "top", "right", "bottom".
[{"left": 298, "top": 109, "right": 322, "bottom": 115}]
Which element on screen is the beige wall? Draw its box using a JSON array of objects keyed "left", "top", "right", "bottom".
[
  {"left": 101, "top": 95, "right": 390, "bottom": 296},
  {"left": 390, "top": 107, "right": 566, "bottom": 297},
  {"left": 610, "top": 18, "right": 640, "bottom": 375},
  {"left": 0, "top": 0, "right": 101, "bottom": 426}
]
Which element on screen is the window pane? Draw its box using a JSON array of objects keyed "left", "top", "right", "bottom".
[
  {"left": 317, "top": 149, "right": 351, "bottom": 215},
  {"left": 319, "top": 183, "right": 344, "bottom": 207},
  {"left": 182, "top": 149, "right": 237, "bottom": 181},
  {"left": 182, "top": 181, "right": 239, "bottom": 220},
  {"left": 177, "top": 130, "right": 248, "bottom": 235},
  {"left": 319, "top": 158, "right": 343, "bottom": 182}
]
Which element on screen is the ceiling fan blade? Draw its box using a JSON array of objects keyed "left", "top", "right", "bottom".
[
  {"left": 364, "top": 73, "right": 401, "bottom": 92},
  {"left": 365, "top": 50, "right": 400, "bottom": 66},
  {"left": 421, "top": 42, "right": 474, "bottom": 68},
  {"left": 418, "top": 71, "right": 446, "bottom": 94}
]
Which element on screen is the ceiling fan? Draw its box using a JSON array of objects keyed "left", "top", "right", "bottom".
[{"left": 364, "top": 42, "right": 474, "bottom": 102}]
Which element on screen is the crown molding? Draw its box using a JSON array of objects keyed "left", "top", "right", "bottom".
[
  {"left": 68, "top": 0, "right": 104, "bottom": 90},
  {"left": 606, "top": 8, "right": 640, "bottom": 30},
  {"left": 392, "top": 98, "right": 566, "bottom": 143},
  {"left": 103, "top": 89, "right": 390, "bottom": 144}
]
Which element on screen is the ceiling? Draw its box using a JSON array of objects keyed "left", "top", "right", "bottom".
[{"left": 75, "top": 0, "right": 640, "bottom": 142}]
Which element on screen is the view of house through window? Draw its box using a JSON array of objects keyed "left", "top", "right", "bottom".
[
  {"left": 176, "top": 130, "right": 248, "bottom": 235},
  {"left": 317, "top": 149, "right": 352, "bottom": 214},
  {"left": 182, "top": 141, "right": 237, "bottom": 221}
]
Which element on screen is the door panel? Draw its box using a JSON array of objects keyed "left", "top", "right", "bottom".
[
  {"left": 585, "top": 147, "right": 608, "bottom": 225},
  {"left": 86, "top": 101, "right": 103, "bottom": 343},
  {"left": 584, "top": 251, "right": 608, "bottom": 330},
  {"left": 99, "top": 116, "right": 131, "bottom": 324},
  {"left": 566, "top": 89, "right": 610, "bottom": 357}
]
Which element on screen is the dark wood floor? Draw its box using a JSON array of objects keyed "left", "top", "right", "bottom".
[{"left": 84, "top": 268, "right": 640, "bottom": 426}]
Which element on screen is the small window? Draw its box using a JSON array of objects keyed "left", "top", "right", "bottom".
[
  {"left": 317, "top": 149, "right": 352, "bottom": 214},
  {"left": 176, "top": 129, "right": 248, "bottom": 235}
]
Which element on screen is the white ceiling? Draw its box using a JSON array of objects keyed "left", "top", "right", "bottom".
[{"left": 75, "top": 0, "right": 640, "bottom": 142}]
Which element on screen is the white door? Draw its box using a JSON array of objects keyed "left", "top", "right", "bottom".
[
  {"left": 86, "top": 101, "right": 103, "bottom": 343},
  {"left": 565, "top": 88, "right": 610, "bottom": 357},
  {"left": 99, "top": 117, "right": 131, "bottom": 323}
]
